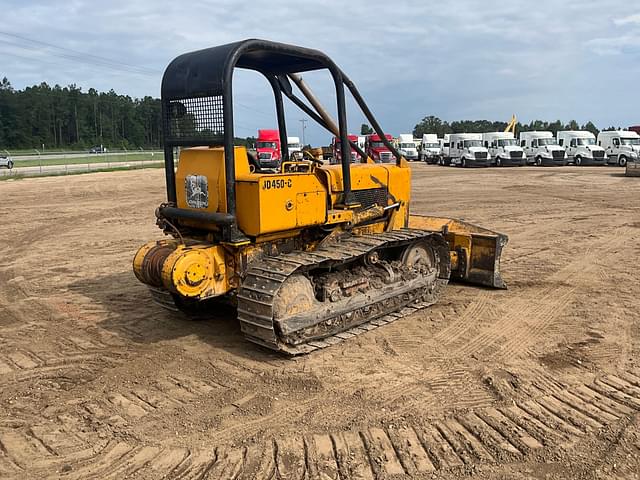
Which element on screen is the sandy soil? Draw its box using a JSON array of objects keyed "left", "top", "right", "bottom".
[{"left": 0, "top": 164, "right": 639, "bottom": 479}]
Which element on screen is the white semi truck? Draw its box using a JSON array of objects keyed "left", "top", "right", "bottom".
[
  {"left": 448, "top": 133, "right": 490, "bottom": 167},
  {"left": 596, "top": 130, "right": 640, "bottom": 167},
  {"left": 519, "top": 131, "right": 567, "bottom": 166},
  {"left": 420, "top": 134, "right": 442, "bottom": 164},
  {"left": 439, "top": 134, "right": 451, "bottom": 166},
  {"left": 287, "top": 136, "right": 303, "bottom": 160},
  {"left": 397, "top": 133, "right": 419, "bottom": 161},
  {"left": 557, "top": 131, "right": 606, "bottom": 166},
  {"left": 482, "top": 132, "right": 526, "bottom": 166}
]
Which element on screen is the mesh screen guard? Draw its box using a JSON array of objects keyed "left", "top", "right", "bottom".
[{"left": 164, "top": 96, "right": 225, "bottom": 145}]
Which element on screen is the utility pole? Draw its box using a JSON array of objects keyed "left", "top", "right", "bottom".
[{"left": 299, "top": 118, "right": 308, "bottom": 146}]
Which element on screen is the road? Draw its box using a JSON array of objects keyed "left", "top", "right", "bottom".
[
  {"left": 6, "top": 151, "right": 157, "bottom": 161},
  {"left": 0, "top": 158, "right": 164, "bottom": 177}
]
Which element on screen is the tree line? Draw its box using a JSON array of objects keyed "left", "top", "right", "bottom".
[
  {"left": 412, "top": 115, "right": 622, "bottom": 138},
  {"left": 0, "top": 77, "right": 162, "bottom": 150}
]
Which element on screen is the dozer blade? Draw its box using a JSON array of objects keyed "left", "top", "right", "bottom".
[{"left": 408, "top": 215, "right": 508, "bottom": 289}]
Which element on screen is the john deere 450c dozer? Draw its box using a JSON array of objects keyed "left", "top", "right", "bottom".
[{"left": 133, "top": 39, "right": 508, "bottom": 354}]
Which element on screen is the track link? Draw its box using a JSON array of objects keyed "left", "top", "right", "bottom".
[{"left": 237, "top": 229, "right": 450, "bottom": 354}]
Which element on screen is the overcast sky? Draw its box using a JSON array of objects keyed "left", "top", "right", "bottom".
[{"left": 1, "top": 0, "right": 639, "bottom": 144}]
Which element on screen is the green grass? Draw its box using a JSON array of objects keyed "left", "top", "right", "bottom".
[{"left": 12, "top": 152, "right": 164, "bottom": 167}]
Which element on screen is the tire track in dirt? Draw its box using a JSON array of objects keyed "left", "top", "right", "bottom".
[
  {"left": 79, "top": 373, "right": 227, "bottom": 426},
  {"left": 0, "top": 334, "right": 126, "bottom": 391},
  {"left": 449, "top": 227, "right": 631, "bottom": 361},
  {"left": 6, "top": 370, "right": 638, "bottom": 479}
]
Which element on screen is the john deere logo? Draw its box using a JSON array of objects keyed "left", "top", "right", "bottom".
[{"left": 185, "top": 175, "right": 208, "bottom": 208}]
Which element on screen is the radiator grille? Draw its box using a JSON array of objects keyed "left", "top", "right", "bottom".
[
  {"left": 593, "top": 150, "right": 605, "bottom": 158},
  {"left": 474, "top": 152, "right": 488, "bottom": 160},
  {"left": 552, "top": 150, "right": 565, "bottom": 159},
  {"left": 379, "top": 152, "right": 393, "bottom": 163},
  {"left": 164, "top": 96, "right": 224, "bottom": 145},
  {"left": 351, "top": 188, "right": 388, "bottom": 209},
  {"left": 510, "top": 151, "right": 524, "bottom": 158}
]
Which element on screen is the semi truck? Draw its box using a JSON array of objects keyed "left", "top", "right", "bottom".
[
  {"left": 448, "top": 133, "right": 490, "bottom": 167},
  {"left": 420, "top": 134, "right": 442, "bottom": 164},
  {"left": 519, "top": 131, "right": 567, "bottom": 166},
  {"left": 597, "top": 130, "right": 640, "bottom": 167},
  {"left": 331, "top": 134, "right": 361, "bottom": 163},
  {"left": 439, "top": 134, "right": 451, "bottom": 166},
  {"left": 556, "top": 131, "right": 606, "bottom": 166},
  {"left": 397, "top": 133, "right": 419, "bottom": 161},
  {"left": 366, "top": 133, "right": 394, "bottom": 163},
  {"left": 482, "top": 132, "right": 526, "bottom": 166},
  {"left": 287, "top": 136, "right": 303, "bottom": 160},
  {"left": 256, "top": 129, "right": 281, "bottom": 168}
]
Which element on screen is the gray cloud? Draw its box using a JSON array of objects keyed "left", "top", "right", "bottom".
[{"left": 1, "top": 0, "right": 639, "bottom": 144}]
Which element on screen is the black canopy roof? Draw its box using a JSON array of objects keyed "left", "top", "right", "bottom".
[{"left": 161, "top": 39, "right": 336, "bottom": 100}]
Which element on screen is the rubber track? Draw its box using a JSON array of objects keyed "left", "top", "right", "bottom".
[{"left": 237, "top": 229, "right": 449, "bottom": 354}]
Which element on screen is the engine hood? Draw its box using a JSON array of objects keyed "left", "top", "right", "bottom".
[
  {"left": 582, "top": 145, "right": 605, "bottom": 152},
  {"left": 504, "top": 146, "right": 524, "bottom": 153}
]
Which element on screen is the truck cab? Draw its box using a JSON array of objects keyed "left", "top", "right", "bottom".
[
  {"left": 420, "top": 133, "right": 442, "bottom": 164},
  {"left": 397, "top": 133, "right": 419, "bottom": 161},
  {"left": 439, "top": 135, "right": 451, "bottom": 166},
  {"left": 366, "top": 133, "right": 394, "bottom": 163},
  {"left": 556, "top": 131, "right": 606, "bottom": 166},
  {"left": 287, "top": 136, "right": 303, "bottom": 160},
  {"left": 597, "top": 130, "right": 640, "bottom": 167},
  {"left": 256, "top": 129, "right": 281, "bottom": 169},
  {"left": 482, "top": 132, "right": 525, "bottom": 166},
  {"left": 519, "top": 131, "right": 567, "bottom": 166},
  {"left": 448, "top": 133, "right": 490, "bottom": 167},
  {"left": 331, "top": 134, "right": 360, "bottom": 164}
]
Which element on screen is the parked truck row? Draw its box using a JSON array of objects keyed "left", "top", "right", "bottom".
[
  {"left": 425, "top": 129, "right": 639, "bottom": 168},
  {"left": 252, "top": 128, "right": 639, "bottom": 174}
]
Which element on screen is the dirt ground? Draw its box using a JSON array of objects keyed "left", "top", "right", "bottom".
[{"left": 0, "top": 164, "right": 639, "bottom": 479}]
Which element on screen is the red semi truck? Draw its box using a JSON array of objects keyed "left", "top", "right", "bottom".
[
  {"left": 331, "top": 134, "right": 361, "bottom": 164},
  {"left": 366, "top": 133, "right": 394, "bottom": 163},
  {"left": 256, "top": 129, "right": 281, "bottom": 168}
]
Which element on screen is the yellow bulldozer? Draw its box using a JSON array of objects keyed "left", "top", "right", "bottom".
[{"left": 133, "top": 39, "right": 507, "bottom": 354}]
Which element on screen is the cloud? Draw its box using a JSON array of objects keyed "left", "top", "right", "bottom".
[
  {"left": 587, "top": 34, "right": 640, "bottom": 55},
  {"left": 613, "top": 13, "right": 640, "bottom": 25},
  {"left": 0, "top": 0, "right": 638, "bottom": 143}
]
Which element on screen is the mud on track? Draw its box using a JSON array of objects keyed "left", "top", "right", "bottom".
[{"left": 0, "top": 164, "right": 639, "bottom": 479}]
